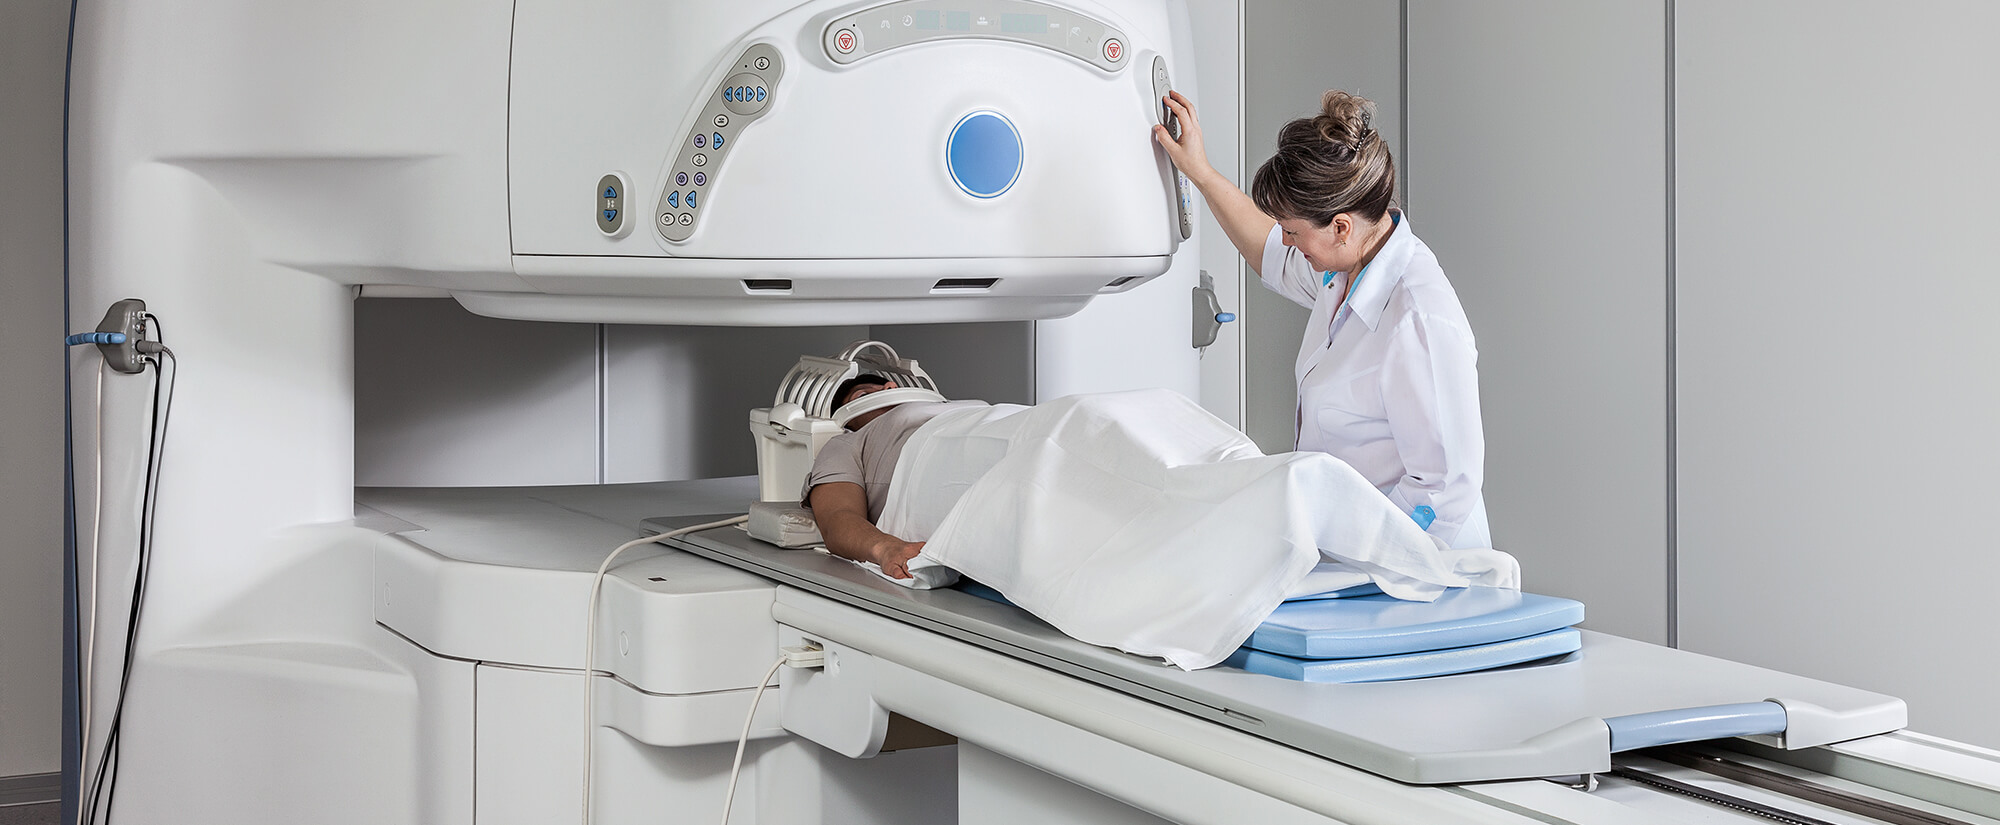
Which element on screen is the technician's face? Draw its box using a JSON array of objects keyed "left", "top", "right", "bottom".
[{"left": 1277, "top": 217, "right": 1348, "bottom": 274}]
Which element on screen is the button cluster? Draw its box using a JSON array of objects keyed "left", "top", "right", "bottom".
[
  {"left": 658, "top": 45, "right": 782, "bottom": 243},
  {"left": 595, "top": 174, "right": 625, "bottom": 235},
  {"left": 720, "top": 71, "right": 770, "bottom": 116}
]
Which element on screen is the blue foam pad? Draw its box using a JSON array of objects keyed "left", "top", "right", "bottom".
[
  {"left": 1286, "top": 582, "right": 1383, "bottom": 601},
  {"left": 1225, "top": 628, "right": 1583, "bottom": 683},
  {"left": 1241, "top": 587, "right": 1585, "bottom": 659}
]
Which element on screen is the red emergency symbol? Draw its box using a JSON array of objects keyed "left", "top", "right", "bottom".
[
  {"left": 835, "top": 29, "right": 857, "bottom": 53},
  {"left": 1103, "top": 38, "right": 1123, "bottom": 61}
]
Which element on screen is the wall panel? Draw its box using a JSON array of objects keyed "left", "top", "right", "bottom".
[
  {"left": 0, "top": 0, "right": 74, "bottom": 780},
  {"left": 1408, "top": 1, "right": 1668, "bottom": 641},
  {"left": 1241, "top": 0, "right": 1402, "bottom": 454},
  {"left": 1675, "top": 0, "right": 2000, "bottom": 747}
]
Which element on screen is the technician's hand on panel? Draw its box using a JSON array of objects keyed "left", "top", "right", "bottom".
[{"left": 1155, "top": 90, "right": 1493, "bottom": 550}]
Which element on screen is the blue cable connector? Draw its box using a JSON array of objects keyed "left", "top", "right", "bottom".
[{"left": 65, "top": 332, "right": 126, "bottom": 346}]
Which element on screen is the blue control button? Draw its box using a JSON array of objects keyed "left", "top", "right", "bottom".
[
  {"left": 720, "top": 89, "right": 730, "bottom": 102},
  {"left": 946, "top": 110, "right": 1024, "bottom": 198},
  {"left": 694, "top": 134, "right": 706, "bottom": 148},
  {"left": 667, "top": 191, "right": 679, "bottom": 208},
  {"left": 712, "top": 132, "right": 724, "bottom": 149},
  {"left": 756, "top": 87, "right": 766, "bottom": 102},
  {"left": 602, "top": 185, "right": 618, "bottom": 199},
  {"left": 686, "top": 191, "right": 697, "bottom": 208},
  {"left": 1216, "top": 312, "right": 1236, "bottom": 323},
  {"left": 693, "top": 172, "right": 706, "bottom": 186},
  {"left": 604, "top": 208, "right": 618, "bottom": 221}
]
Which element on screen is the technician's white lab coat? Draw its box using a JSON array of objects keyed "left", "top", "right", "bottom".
[{"left": 1259, "top": 210, "right": 1492, "bottom": 549}]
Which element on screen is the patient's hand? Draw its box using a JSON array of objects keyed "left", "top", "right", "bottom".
[
  {"left": 808, "top": 481, "right": 926, "bottom": 579},
  {"left": 873, "top": 540, "right": 926, "bottom": 580}
]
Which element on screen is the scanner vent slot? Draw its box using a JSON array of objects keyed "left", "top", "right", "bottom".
[
  {"left": 1103, "top": 276, "right": 1140, "bottom": 290},
  {"left": 932, "top": 278, "right": 999, "bottom": 292},
  {"left": 743, "top": 279, "right": 794, "bottom": 293}
]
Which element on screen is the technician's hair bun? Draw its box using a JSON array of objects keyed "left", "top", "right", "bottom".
[
  {"left": 1313, "top": 90, "right": 1378, "bottom": 157},
  {"left": 1250, "top": 89, "right": 1396, "bottom": 225}
]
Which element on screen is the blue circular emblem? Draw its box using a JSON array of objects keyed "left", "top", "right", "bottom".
[{"left": 946, "top": 111, "right": 1023, "bottom": 199}]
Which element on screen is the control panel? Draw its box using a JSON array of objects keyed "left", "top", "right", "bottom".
[
  {"left": 596, "top": 173, "right": 628, "bottom": 236},
  {"left": 657, "top": 44, "right": 784, "bottom": 243},
  {"left": 1152, "top": 56, "right": 1191, "bottom": 241},
  {"left": 824, "top": 0, "right": 1128, "bottom": 73}
]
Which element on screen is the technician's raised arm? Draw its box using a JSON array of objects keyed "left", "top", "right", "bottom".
[{"left": 1152, "top": 91, "right": 1275, "bottom": 275}]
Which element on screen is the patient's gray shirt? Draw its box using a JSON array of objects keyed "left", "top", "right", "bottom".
[{"left": 803, "top": 400, "right": 987, "bottom": 521}]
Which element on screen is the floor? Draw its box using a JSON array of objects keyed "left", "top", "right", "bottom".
[{"left": 0, "top": 803, "right": 56, "bottom": 825}]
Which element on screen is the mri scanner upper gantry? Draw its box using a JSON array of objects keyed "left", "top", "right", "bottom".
[
  {"left": 65, "top": 0, "right": 1205, "bottom": 824},
  {"left": 62, "top": 1, "right": 2000, "bottom": 825}
]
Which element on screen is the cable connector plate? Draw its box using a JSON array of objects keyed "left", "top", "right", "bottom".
[{"left": 781, "top": 643, "right": 826, "bottom": 669}]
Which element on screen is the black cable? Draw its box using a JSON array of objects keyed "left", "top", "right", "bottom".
[
  {"left": 83, "top": 332, "right": 174, "bottom": 825},
  {"left": 59, "top": 0, "right": 85, "bottom": 821}
]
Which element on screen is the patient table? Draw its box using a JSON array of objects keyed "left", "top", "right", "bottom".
[{"left": 364, "top": 479, "right": 2000, "bottom": 825}]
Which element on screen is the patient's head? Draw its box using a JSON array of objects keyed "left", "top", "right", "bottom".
[
  {"left": 833, "top": 374, "right": 901, "bottom": 430},
  {"left": 835, "top": 374, "right": 896, "bottom": 407}
]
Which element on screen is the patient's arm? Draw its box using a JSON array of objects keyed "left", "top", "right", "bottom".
[{"left": 807, "top": 481, "right": 925, "bottom": 579}]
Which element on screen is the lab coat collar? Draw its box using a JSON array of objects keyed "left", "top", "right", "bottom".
[{"left": 1341, "top": 209, "right": 1413, "bottom": 333}]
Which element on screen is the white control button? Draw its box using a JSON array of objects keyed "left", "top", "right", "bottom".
[
  {"left": 679, "top": 213, "right": 693, "bottom": 226},
  {"left": 715, "top": 114, "right": 729, "bottom": 128},
  {"left": 835, "top": 29, "right": 856, "bottom": 53},
  {"left": 754, "top": 56, "right": 770, "bottom": 70},
  {"left": 1103, "top": 38, "right": 1124, "bottom": 62},
  {"left": 692, "top": 154, "right": 707, "bottom": 167}
]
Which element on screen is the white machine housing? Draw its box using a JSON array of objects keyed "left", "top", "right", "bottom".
[
  {"left": 64, "top": 1, "right": 1204, "bottom": 823},
  {"left": 493, "top": 0, "right": 1191, "bottom": 324}
]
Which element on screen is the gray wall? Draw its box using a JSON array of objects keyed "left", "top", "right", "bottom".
[
  {"left": 0, "top": 0, "right": 70, "bottom": 781},
  {"left": 1241, "top": 0, "right": 1402, "bottom": 455},
  {"left": 354, "top": 298, "right": 877, "bottom": 487},
  {"left": 353, "top": 300, "right": 1035, "bottom": 487},
  {"left": 1673, "top": 0, "right": 2000, "bottom": 746},
  {"left": 1406, "top": 1, "right": 1669, "bottom": 643}
]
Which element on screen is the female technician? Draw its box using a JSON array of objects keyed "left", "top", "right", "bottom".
[{"left": 1155, "top": 89, "right": 1491, "bottom": 549}]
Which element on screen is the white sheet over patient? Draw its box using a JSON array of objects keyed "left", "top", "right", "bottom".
[{"left": 877, "top": 389, "right": 1516, "bottom": 670}]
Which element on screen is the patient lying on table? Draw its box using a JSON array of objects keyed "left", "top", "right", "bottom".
[{"left": 802, "top": 375, "right": 1517, "bottom": 669}]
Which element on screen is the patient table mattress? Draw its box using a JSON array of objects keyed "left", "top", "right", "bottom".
[
  {"left": 968, "top": 581, "right": 1587, "bottom": 683},
  {"left": 1226, "top": 628, "right": 1583, "bottom": 682},
  {"left": 654, "top": 515, "right": 1908, "bottom": 784},
  {"left": 1246, "top": 588, "right": 1585, "bottom": 659},
  {"left": 1234, "top": 587, "right": 1585, "bottom": 681}
]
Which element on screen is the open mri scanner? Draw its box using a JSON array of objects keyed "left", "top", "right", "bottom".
[{"left": 63, "top": 1, "right": 2000, "bottom": 824}]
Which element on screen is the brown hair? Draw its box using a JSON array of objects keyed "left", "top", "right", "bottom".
[{"left": 1250, "top": 90, "right": 1396, "bottom": 227}]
